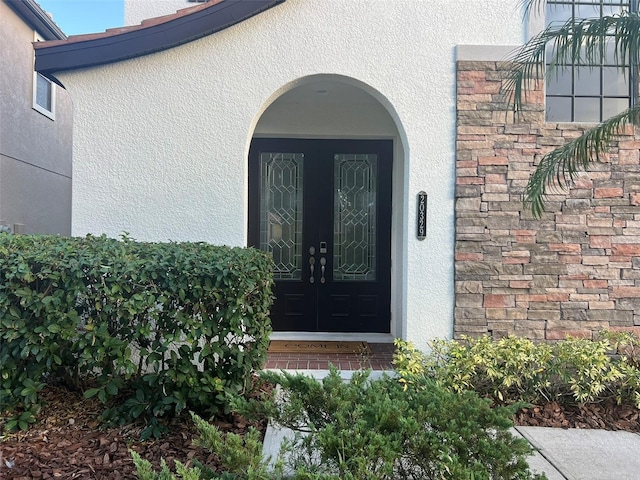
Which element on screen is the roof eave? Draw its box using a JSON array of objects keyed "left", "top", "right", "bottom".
[
  {"left": 35, "top": 0, "right": 285, "bottom": 85},
  {"left": 5, "top": 0, "right": 66, "bottom": 40}
]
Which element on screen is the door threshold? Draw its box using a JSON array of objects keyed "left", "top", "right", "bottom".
[{"left": 269, "top": 332, "right": 395, "bottom": 343}]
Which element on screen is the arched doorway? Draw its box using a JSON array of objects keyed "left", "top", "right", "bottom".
[{"left": 247, "top": 76, "right": 406, "bottom": 334}]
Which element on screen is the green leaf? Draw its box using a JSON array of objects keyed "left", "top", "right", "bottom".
[
  {"left": 47, "top": 324, "right": 61, "bottom": 333},
  {"left": 84, "top": 388, "right": 101, "bottom": 399},
  {"left": 106, "top": 382, "right": 118, "bottom": 396}
]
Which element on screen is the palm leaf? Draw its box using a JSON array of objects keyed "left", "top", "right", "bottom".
[
  {"left": 501, "top": 9, "right": 640, "bottom": 215},
  {"left": 525, "top": 106, "right": 640, "bottom": 217}
]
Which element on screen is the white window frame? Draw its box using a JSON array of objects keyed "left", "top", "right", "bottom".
[{"left": 32, "top": 32, "right": 55, "bottom": 120}]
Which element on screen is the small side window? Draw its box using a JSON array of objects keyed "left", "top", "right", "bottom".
[{"left": 33, "top": 33, "right": 55, "bottom": 120}]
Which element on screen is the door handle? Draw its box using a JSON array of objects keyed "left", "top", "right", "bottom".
[
  {"left": 309, "top": 256, "right": 315, "bottom": 283},
  {"left": 320, "top": 257, "right": 326, "bottom": 284}
]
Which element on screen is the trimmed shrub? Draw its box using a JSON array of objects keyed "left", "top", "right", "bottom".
[
  {"left": 240, "top": 368, "right": 544, "bottom": 480},
  {"left": 0, "top": 233, "right": 273, "bottom": 435},
  {"left": 394, "top": 334, "right": 640, "bottom": 408}
]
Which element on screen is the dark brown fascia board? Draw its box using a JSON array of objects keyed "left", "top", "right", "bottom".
[
  {"left": 5, "top": 0, "right": 66, "bottom": 40},
  {"left": 35, "top": 0, "right": 284, "bottom": 86}
]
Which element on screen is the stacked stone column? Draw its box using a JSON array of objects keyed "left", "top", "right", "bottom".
[{"left": 455, "top": 60, "right": 640, "bottom": 340}]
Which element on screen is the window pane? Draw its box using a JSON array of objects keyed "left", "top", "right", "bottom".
[
  {"left": 545, "top": 0, "right": 633, "bottom": 123},
  {"left": 602, "top": 6, "right": 623, "bottom": 17},
  {"left": 603, "top": 66, "right": 629, "bottom": 95},
  {"left": 603, "top": 97, "right": 629, "bottom": 118},
  {"left": 575, "top": 4, "right": 600, "bottom": 19},
  {"left": 574, "top": 67, "right": 601, "bottom": 95},
  {"left": 547, "top": 97, "right": 573, "bottom": 122},
  {"left": 546, "top": 4, "right": 572, "bottom": 25},
  {"left": 546, "top": 68, "right": 573, "bottom": 95},
  {"left": 574, "top": 97, "right": 600, "bottom": 122},
  {"left": 604, "top": 39, "right": 622, "bottom": 65},
  {"left": 36, "top": 74, "right": 52, "bottom": 111}
]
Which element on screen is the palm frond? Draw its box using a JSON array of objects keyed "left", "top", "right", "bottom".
[
  {"left": 526, "top": 106, "right": 640, "bottom": 217},
  {"left": 503, "top": 12, "right": 640, "bottom": 114},
  {"left": 520, "top": 0, "right": 545, "bottom": 19},
  {"left": 500, "top": 8, "right": 640, "bottom": 216}
]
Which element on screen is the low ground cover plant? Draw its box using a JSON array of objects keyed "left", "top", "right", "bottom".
[
  {"left": 134, "top": 368, "right": 545, "bottom": 479},
  {"left": 0, "top": 233, "right": 273, "bottom": 438}
]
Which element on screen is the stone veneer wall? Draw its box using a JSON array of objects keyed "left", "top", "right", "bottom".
[{"left": 455, "top": 59, "right": 640, "bottom": 340}]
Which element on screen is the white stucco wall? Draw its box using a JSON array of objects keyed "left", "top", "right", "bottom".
[
  {"left": 56, "top": 0, "right": 526, "bottom": 349},
  {"left": 124, "top": 0, "right": 194, "bottom": 26}
]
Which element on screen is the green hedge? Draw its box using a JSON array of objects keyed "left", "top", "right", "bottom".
[{"left": 0, "top": 234, "right": 273, "bottom": 435}]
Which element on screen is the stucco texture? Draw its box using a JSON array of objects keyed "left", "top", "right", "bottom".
[
  {"left": 0, "top": 1, "right": 72, "bottom": 234},
  {"left": 56, "top": 0, "right": 525, "bottom": 346}
]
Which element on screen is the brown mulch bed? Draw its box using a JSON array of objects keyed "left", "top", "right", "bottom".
[
  {"left": 2, "top": 386, "right": 639, "bottom": 479},
  {"left": 514, "top": 398, "right": 640, "bottom": 431},
  {"left": 0, "top": 385, "right": 267, "bottom": 480}
]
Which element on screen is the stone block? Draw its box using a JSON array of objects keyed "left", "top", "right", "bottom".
[
  {"left": 456, "top": 281, "right": 483, "bottom": 294},
  {"left": 583, "top": 279, "right": 609, "bottom": 289},
  {"left": 612, "top": 244, "right": 640, "bottom": 256},
  {"left": 528, "top": 309, "right": 561, "bottom": 321},
  {"left": 532, "top": 275, "right": 560, "bottom": 288},
  {"left": 587, "top": 309, "right": 633, "bottom": 322},
  {"left": 524, "top": 264, "right": 566, "bottom": 275},
  {"left": 456, "top": 294, "right": 484, "bottom": 307},
  {"left": 456, "top": 185, "right": 482, "bottom": 197},
  {"left": 560, "top": 309, "right": 588, "bottom": 321},
  {"left": 589, "top": 301, "right": 616, "bottom": 310},
  {"left": 484, "top": 294, "right": 515, "bottom": 308},
  {"left": 589, "top": 236, "right": 612, "bottom": 248},
  {"left": 546, "top": 329, "right": 592, "bottom": 340},
  {"left": 610, "top": 287, "right": 640, "bottom": 299},
  {"left": 582, "top": 256, "right": 610, "bottom": 266},
  {"left": 595, "top": 188, "right": 624, "bottom": 198},
  {"left": 456, "top": 197, "right": 482, "bottom": 211}
]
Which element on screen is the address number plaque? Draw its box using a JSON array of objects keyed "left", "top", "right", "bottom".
[{"left": 417, "top": 191, "right": 427, "bottom": 241}]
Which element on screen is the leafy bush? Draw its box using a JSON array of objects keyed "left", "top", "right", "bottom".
[
  {"left": 241, "top": 368, "right": 543, "bottom": 480},
  {"left": 134, "top": 369, "right": 543, "bottom": 480},
  {"left": 0, "top": 234, "right": 273, "bottom": 436},
  {"left": 394, "top": 333, "right": 640, "bottom": 408}
]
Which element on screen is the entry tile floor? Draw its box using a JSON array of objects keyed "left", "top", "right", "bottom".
[{"left": 264, "top": 342, "right": 396, "bottom": 371}]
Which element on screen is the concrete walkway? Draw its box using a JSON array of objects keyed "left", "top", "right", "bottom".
[
  {"left": 515, "top": 426, "right": 640, "bottom": 480},
  {"left": 263, "top": 425, "right": 640, "bottom": 479}
]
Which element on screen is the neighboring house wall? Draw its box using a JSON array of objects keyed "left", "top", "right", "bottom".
[
  {"left": 42, "top": 0, "right": 526, "bottom": 349},
  {"left": 455, "top": 48, "right": 640, "bottom": 340},
  {"left": 0, "top": 0, "right": 72, "bottom": 235}
]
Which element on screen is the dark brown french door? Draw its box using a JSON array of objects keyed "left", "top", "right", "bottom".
[{"left": 248, "top": 139, "right": 392, "bottom": 332}]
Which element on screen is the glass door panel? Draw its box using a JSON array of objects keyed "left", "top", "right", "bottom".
[
  {"left": 333, "top": 154, "right": 377, "bottom": 281},
  {"left": 259, "top": 153, "right": 304, "bottom": 280}
]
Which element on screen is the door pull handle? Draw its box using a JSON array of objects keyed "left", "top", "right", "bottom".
[
  {"left": 309, "top": 256, "right": 316, "bottom": 283},
  {"left": 320, "top": 257, "right": 326, "bottom": 284}
]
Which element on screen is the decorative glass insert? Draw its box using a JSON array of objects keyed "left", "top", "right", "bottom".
[
  {"left": 333, "top": 154, "right": 377, "bottom": 281},
  {"left": 545, "top": 0, "right": 634, "bottom": 122},
  {"left": 259, "top": 153, "right": 304, "bottom": 280}
]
